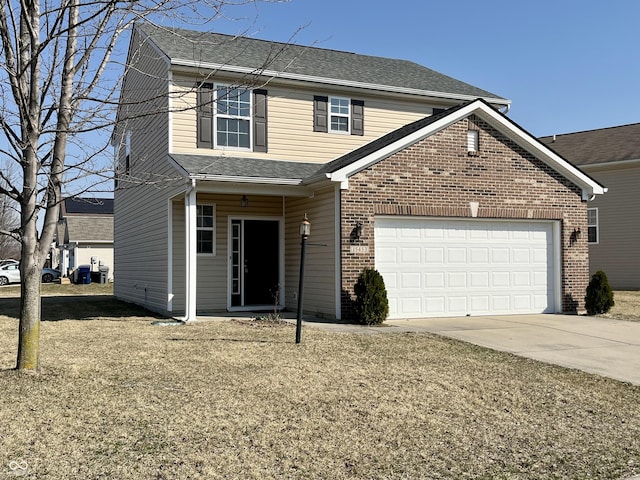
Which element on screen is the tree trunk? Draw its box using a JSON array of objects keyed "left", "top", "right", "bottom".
[{"left": 16, "top": 266, "right": 42, "bottom": 371}]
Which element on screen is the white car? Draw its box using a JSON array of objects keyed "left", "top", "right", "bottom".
[{"left": 0, "top": 263, "right": 61, "bottom": 286}]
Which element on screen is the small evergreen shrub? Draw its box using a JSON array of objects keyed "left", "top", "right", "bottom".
[
  {"left": 354, "top": 268, "right": 389, "bottom": 325},
  {"left": 585, "top": 270, "right": 615, "bottom": 315}
]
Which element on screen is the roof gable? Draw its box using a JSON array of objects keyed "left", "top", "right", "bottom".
[
  {"left": 137, "top": 23, "right": 508, "bottom": 105},
  {"left": 318, "top": 99, "right": 605, "bottom": 199},
  {"left": 539, "top": 123, "right": 640, "bottom": 167}
]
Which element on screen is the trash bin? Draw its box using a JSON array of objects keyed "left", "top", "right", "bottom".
[
  {"left": 78, "top": 265, "right": 91, "bottom": 284},
  {"left": 99, "top": 266, "right": 109, "bottom": 284}
]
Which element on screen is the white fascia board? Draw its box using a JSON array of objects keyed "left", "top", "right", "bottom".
[
  {"left": 170, "top": 58, "right": 511, "bottom": 106},
  {"left": 329, "top": 100, "right": 605, "bottom": 197}
]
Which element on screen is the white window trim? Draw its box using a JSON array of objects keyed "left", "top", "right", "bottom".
[
  {"left": 214, "top": 84, "right": 252, "bottom": 151},
  {"left": 197, "top": 204, "right": 216, "bottom": 255},
  {"left": 329, "top": 96, "right": 350, "bottom": 134},
  {"left": 587, "top": 207, "right": 599, "bottom": 244}
]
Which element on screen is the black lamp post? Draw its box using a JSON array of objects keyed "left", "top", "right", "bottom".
[{"left": 295, "top": 214, "right": 311, "bottom": 344}]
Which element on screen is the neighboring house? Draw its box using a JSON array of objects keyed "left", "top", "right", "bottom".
[
  {"left": 540, "top": 124, "right": 640, "bottom": 290},
  {"left": 55, "top": 197, "right": 114, "bottom": 280},
  {"left": 112, "top": 24, "right": 604, "bottom": 321}
]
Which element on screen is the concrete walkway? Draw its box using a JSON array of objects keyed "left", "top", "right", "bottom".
[{"left": 384, "top": 314, "right": 640, "bottom": 386}]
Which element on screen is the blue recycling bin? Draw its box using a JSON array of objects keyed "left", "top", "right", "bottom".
[{"left": 78, "top": 265, "right": 91, "bottom": 284}]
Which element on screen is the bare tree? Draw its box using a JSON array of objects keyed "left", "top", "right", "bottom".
[{"left": 0, "top": 0, "right": 287, "bottom": 371}]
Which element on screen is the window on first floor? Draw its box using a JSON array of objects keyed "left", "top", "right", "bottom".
[
  {"left": 197, "top": 204, "right": 216, "bottom": 255},
  {"left": 587, "top": 208, "right": 599, "bottom": 244}
]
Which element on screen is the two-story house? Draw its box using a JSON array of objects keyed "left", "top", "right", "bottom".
[{"left": 113, "top": 23, "right": 604, "bottom": 321}]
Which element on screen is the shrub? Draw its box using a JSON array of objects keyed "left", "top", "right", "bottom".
[
  {"left": 585, "top": 270, "right": 615, "bottom": 315},
  {"left": 354, "top": 268, "right": 389, "bottom": 325}
]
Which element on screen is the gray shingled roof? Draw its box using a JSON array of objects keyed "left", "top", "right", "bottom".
[
  {"left": 64, "top": 216, "right": 114, "bottom": 243},
  {"left": 171, "top": 154, "right": 321, "bottom": 180},
  {"left": 539, "top": 123, "right": 640, "bottom": 166},
  {"left": 138, "top": 23, "right": 506, "bottom": 102}
]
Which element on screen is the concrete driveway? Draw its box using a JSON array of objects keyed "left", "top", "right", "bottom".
[{"left": 386, "top": 314, "right": 640, "bottom": 386}]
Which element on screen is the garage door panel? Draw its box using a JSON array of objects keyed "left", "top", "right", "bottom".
[
  {"left": 470, "top": 296, "right": 490, "bottom": 312},
  {"left": 470, "top": 272, "right": 489, "bottom": 287},
  {"left": 377, "top": 246, "right": 397, "bottom": 264},
  {"left": 425, "top": 272, "right": 445, "bottom": 288},
  {"left": 425, "top": 247, "right": 444, "bottom": 263},
  {"left": 491, "top": 248, "right": 510, "bottom": 263},
  {"left": 447, "top": 272, "right": 467, "bottom": 288},
  {"left": 376, "top": 218, "right": 557, "bottom": 318},
  {"left": 400, "top": 247, "right": 421, "bottom": 264},
  {"left": 470, "top": 248, "right": 489, "bottom": 263},
  {"left": 400, "top": 272, "right": 421, "bottom": 289},
  {"left": 447, "top": 248, "right": 467, "bottom": 263},
  {"left": 512, "top": 249, "right": 531, "bottom": 263},
  {"left": 492, "top": 271, "right": 510, "bottom": 287},
  {"left": 447, "top": 296, "right": 468, "bottom": 313}
]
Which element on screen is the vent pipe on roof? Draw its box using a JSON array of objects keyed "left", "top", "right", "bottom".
[{"left": 552, "top": 134, "right": 556, "bottom": 142}]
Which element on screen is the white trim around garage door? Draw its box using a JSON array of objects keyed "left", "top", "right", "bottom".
[{"left": 375, "top": 216, "right": 561, "bottom": 319}]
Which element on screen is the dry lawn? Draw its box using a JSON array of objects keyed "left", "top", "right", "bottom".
[
  {"left": 0, "top": 286, "right": 639, "bottom": 479},
  {"left": 601, "top": 291, "right": 640, "bottom": 322}
]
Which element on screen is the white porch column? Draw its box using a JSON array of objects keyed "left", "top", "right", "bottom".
[{"left": 184, "top": 183, "right": 197, "bottom": 321}]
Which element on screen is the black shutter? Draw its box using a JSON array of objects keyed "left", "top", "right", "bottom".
[
  {"left": 197, "top": 83, "right": 214, "bottom": 149},
  {"left": 313, "top": 95, "right": 328, "bottom": 132},
  {"left": 351, "top": 99, "right": 364, "bottom": 136},
  {"left": 253, "top": 89, "right": 268, "bottom": 152}
]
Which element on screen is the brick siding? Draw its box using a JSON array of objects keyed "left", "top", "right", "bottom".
[{"left": 340, "top": 115, "right": 589, "bottom": 319}]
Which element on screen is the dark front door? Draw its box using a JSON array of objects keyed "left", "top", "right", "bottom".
[{"left": 231, "top": 219, "right": 279, "bottom": 307}]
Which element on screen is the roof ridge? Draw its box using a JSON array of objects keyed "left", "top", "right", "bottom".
[{"left": 541, "top": 122, "right": 640, "bottom": 139}]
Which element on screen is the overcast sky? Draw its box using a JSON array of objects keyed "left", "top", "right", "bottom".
[{"left": 210, "top": 0, "right": 640, "bottom": 137}]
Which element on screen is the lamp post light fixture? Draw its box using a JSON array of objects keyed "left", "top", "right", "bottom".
[{"left": 295, "top": 214, "right": 311, "bottom": 344}]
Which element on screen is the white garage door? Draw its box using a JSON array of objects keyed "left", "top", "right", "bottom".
[{"left": 375, "top": 217, "right": 558, "bottom": 318}]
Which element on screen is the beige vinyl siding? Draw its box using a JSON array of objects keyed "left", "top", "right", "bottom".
[
  {"left": 582, "top": 163, "right": 640, "bottom": 289},
  {"left": 170, "top": 77, "right": 435, "bottom": 162},
  {"left": 171, "top": 194, "right": 286, "bottom": 314},
  {"left": 285, "top": 186, "right": 337, "bottom": 318},
  {"left": 73, "top": 245, "right": 114, "bottom": 279},
  {"left": 114, "top": 30, "right": 184, "bottom": 315}
]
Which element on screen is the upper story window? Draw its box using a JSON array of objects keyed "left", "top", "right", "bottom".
[
  {"left": 330, "top": 97, "right": 350, "bottom": 133},
  {"left": 314, "top": 95, "right": 364, "bottom": 136},
  {"left": 587, "top": 208, "right": 599, "bottom": 244},
  {"left": 216, "top": 85, "right": 251, "bottom": 148},
  {"left": 197, "top": 204, "right": 216, "bottom": 255},
  {"left": 197, "top": 84, "right": 267, "bottom": 152}
]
